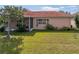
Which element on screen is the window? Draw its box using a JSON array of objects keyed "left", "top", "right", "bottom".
[
  {"left": 37, "top": 19, "right": 48, "bottom": 24},
  {"left": 36, "top": 19, "right": 49, "bottom": 27},
  {"left": 38, "top": 19, "right": 42, "bottom": 24}
]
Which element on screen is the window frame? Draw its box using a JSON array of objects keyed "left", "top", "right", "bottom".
[
  {"left": 36, "top": 18, "right": 49, "bottom": 27},
  {"left": 37, "top": 19, "right": 48, "bottom": 24}
]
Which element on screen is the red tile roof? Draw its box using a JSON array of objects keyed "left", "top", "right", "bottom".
[{"left": 23, "top": 11, "right": 73, "bottom": 17}]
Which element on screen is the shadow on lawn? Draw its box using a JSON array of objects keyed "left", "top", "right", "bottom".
[
  {"left": 0, "top": 36, "right": 23, "bottom": 54},
  {"left": 11, "top": 31, "right": 36, "bottom": 36},
  {"left": 11, "top": 30, "right": 79, "bottom": 36},
  {"left": 11, "top": 30, "right": 54, "bottom": 36}
]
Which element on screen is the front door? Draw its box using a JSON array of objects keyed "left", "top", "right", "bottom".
[{"left": 24, "top": 17, "right": 33, "bottom": 31}]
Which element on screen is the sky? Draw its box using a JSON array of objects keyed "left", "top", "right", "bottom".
[
  {"left": 0, "top": 5, "right": 79, "bottom": 14},
  {"left": 22, "top": 5, "right": 79, "bottom": 14}
]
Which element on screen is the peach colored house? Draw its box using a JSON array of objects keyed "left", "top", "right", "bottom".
[{"left": 10, "top": 11, "right": 76, "bottom": 31}]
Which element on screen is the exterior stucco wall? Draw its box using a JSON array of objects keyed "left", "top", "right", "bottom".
[
  {"left": 71, "top": 18, "right": 77, "bottom": 28},
  {"left": 49, "top": 17, "right": 71, "bottom": 29},
  {"left": 33, "top": 17, "right": 73, "bottom": 29}
]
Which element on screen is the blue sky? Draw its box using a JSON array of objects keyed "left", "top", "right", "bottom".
[
  {"left": 22, "top": 5, "right": 79, "bottom": 14},
  {"left": 0, "top": 5, "right": 79, "bottom": 14}
]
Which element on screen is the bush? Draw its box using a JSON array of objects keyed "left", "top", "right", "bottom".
[
  {"left": 75, "top": 15, "right": 79, "bottom": 28},
  {"left": 59, "top": 27, "right": 71, "bottom": 31},
  {"left": 16, "top": 19, "right": 26, "bottom": 32},
  {"left": 16, "top": 24, "right": 26, "bottom": 32},
  {"left": 0, "top": 36, "right": 23, "bottom": 54},
  {"left": 0, "top": 26, "right": 5, "bottom": 32},
  {"left": 46, "top": 24, "right": 57, "bottom": 30},
  {"left": 46, "top": 24, "right": 72, "bottom": 31}
]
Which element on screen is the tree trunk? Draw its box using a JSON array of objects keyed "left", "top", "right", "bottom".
[{"left": 7, "top": 17, "right": 10, "bottom": 39}]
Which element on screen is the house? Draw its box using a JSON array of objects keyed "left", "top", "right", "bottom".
[{"left": 9, "top": 11, "right": 76, "bottom": 31}]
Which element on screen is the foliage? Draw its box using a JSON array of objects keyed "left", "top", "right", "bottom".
[
  {"left": 0, "top": 6, "right": 24, "bottom": 31},
  {"left": 0, "top": 36, "right": 23, "bottom": 54},
  {"left": 0, "top": 6, "right": 24, "bottom": 20},
  {"left": 0, "top": 16, "right": 5, "bottom": 32},
  {"left": 46, "top": 24, "right": 74, "bottom": 31},
  {"left": 0, "top": 26, "right": 5, "bottom": 32},
  {"left": 75, "top": 15, "right": 79, "bottom": 28},
  {"left": 46, "top": 24, "right": 57, "bottom": 30},
  {"left": 59, "top": 27, "right": 71, "bottom": 31},
  {"left": 0, "top": 16, "right": 5, "bottom": 24},
  {"left": 16, "top": 20, "right": 26, "bottom": 32}
]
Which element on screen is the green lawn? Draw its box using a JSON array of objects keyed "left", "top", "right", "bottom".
[{"left": 2, "top": 31, "right": 79, "bottom": 54}]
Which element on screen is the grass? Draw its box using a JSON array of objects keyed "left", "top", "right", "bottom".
[{"left": 1, "top": 31, "right": 79, "bottom": 54}]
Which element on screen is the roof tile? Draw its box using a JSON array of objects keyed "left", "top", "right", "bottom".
[{"left": 24, "top": 11, "right": 73, "bottom": 17}]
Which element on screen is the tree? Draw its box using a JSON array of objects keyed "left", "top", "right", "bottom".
[
  {"left": 0, "top": 36, "right": 23, "bottom": 54},
  {"left": 0, "top": 6, "right": 24, "bottom": 53},
  {"left": 59, "top": 11, "right": 65, "bottom": 13},
  {"left": 59, "top": 11, "right": 71, "bottom": 14},
  {"left": 75, "top": 15, "right": 79, "bottom": 28},
  {"left": 0, "top": 6, "right": 24, "bottom": 39}
]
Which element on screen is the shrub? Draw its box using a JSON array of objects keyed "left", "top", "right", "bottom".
[
  {"left": 0, "top": 26, "right": 5, "bottom": 32},
  {"left": 16, "top": 19, "right": 26, "bottom": 32},
  {"left": 46, "top": 24, "right": 57, "bottom": 30},
  {"left": 0, "top": 36, "right": 23, "bottom": 54},
  {"left": 59, "top": 27, "right": 71, "bottom": 31},
  {"left": 75, "top": 15, "right": 79, "bottom": 28},
  {"left": 16, "top": 24, "right": 26, "bottom": 32}
]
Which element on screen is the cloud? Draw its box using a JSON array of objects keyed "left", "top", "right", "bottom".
[
  {"left": 40, "top": 6, "right": 60, "bottom": 11},
  {"left": 68, "top": 5, "right": 78, "bottom": 8},
  {"left": 31, "top": 6, "right": 60, "bottom": 11},
  {"left": 57, "top": 6, "right": 78, "bottom": 9},
  {"left": 31, "top": 6, "right": 79, "bottom": 14},
  {"left": 59, "top": 6, "right": 65, "bottom": 9}
]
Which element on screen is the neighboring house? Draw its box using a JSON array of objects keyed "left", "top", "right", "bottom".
[{"left": 9, "top": 11, "right": 76, "bottom": 31}]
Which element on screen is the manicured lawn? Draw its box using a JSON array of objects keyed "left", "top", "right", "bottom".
[{"left": 1, "top": 31, "right": 79, "bottom": 54}]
